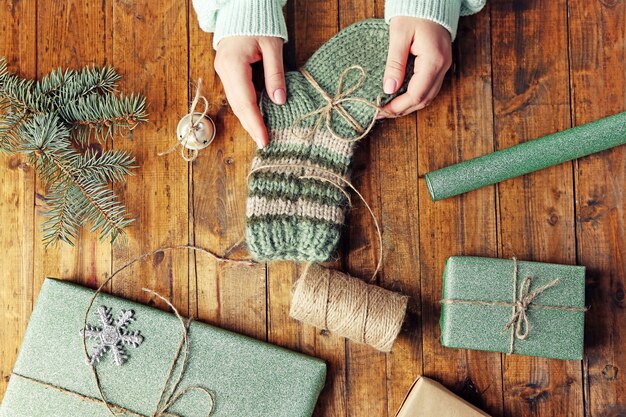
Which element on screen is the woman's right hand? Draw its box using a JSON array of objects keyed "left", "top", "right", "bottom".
[{"left": 214, "top": 36, "right": 286, "bottom": 149}]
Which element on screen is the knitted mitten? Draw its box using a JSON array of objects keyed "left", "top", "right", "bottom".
[{"left": 246, "top": 19, "right": 406, "bottom": 262}]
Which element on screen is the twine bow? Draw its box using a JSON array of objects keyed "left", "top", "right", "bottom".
[
  {"left": 159, "top": 79, "right": 210, "bottom": 162},
  {"left": 440, "top": 257, "right": 587, "bottom": 354},
  {"left": 291, "top": 65, "right": 382, "bottom": 142},
  {"left": 13, "top": 245, "right": 256, "bottom": 417},
  {"left": 502, "top": 258, "right": 560, "bottom": 353}
]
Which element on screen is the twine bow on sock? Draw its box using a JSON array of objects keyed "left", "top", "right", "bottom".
[
  {"left": 440, "top": 257, "right": 588, "bottom": 355},
  {"left": 291, "top": 65, "right": 382, "bottom": 142}
]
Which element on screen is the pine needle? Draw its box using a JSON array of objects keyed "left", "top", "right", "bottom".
[{"left": 0, "top": 57, "right": 145, "bottom": 246}]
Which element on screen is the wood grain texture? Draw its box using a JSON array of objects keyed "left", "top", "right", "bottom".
[
  {"left": 0, "top": 0, "right": 36, "bottom": 401},
  {"left": 568, "top": 0, "right": 626, "bottom": 415},
  {"left": 339, "top": 1, "right": 390, "bottom": 416},
  {"left": 1, "top": 1, "right": 625, "bottom": 416},
  {"left": 110, "top": 0, "right": 189, "bottom": 313},
  {"left": 490, "top": 0, "right": 583, "bottom": 416},
  {"left": 417, "top": 5, "right": 505, "bottom": 416}
]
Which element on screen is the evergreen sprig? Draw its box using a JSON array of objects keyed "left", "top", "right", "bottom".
[{"left": 0, "top": 57, "right": 147, "bottom": 246}]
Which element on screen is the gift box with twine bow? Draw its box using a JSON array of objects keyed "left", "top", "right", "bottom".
[
  {"left": 440, "top": 256, "right": 586, "bottom": 360},
  {"left": 0, "top": 278, "right": 326, "bottom": 417}
]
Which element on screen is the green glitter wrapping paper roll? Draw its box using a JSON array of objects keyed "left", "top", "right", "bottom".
[
  {"left": 440, "top": 256, "right": 586, "bottom": 360},
  {"left": 0, "top": 278, "right": 326, "bottom": 417},
  {"left": 424, "top": 111, "right": 626, "bottom": 201}
]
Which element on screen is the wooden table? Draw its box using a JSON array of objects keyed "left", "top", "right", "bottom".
[{"left": 1, "top": 1, "right": 624, "bottom": 416}]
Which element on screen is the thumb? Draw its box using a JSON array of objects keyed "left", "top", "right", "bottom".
[
  {"left": 260, "top": 39, "right": 287, "bottom": 105},
  {"left": 383, "top": 25, "right": 411, "bottom": 94}
]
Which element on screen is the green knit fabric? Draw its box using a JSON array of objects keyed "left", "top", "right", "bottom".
[
  {"left": 192, "top": 0, "right": 487, "bottom": 46},
  {"left": 246, "top": 19, "right": 406, "bottom": 262}
]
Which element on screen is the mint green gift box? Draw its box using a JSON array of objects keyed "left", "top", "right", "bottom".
[
  {"left": 440, "top": 256, "right": 586, "bottom": 360},
  {"left": 0, "top": 278, "right": 326, "bottom": 417}
]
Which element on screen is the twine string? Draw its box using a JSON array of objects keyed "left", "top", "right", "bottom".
[
  {"left": 290, "top": 263, "right": 408, "bottom": 352},
  {"left": 248, "top": 164, "right": 382, "bottom": 283},
  {"left": 159, "top": 79, "right": 209, "bottom": 162},
  {"left": 81, "top": 245, "right": 254, "bottom": 416},
  {"left": 440, "top": 257, "right": 588, "bottom": 354},
  {"left": 291, "top": 65, "right": 382, "bottom": 142},
  {"left": 12, "top": 245, "right": 254, "bottom": 417}
]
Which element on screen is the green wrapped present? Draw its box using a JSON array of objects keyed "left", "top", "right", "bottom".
[
  {"left": 0, "top": 278, "right": 326, "bottom": 417},
  {"left": 440, "top": 256, "right": 586, "bottom": 360}
]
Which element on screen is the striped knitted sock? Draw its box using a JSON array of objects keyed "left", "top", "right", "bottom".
[{"left": 246, "top": 19, "right": 405, "bottom": 262}]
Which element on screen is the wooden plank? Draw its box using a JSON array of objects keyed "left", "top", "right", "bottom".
[
  {"left": 490, "top": 0, "right": 583, "bottom": 416},
  {"left": 568, "top": 0, "right": 626, "bottom": 415},
  {"left": 339, "top": 2, "right": 389, "bottom": 417},
  {"left": 371, "top": 2, "right": 422, "bottom": 416},
  {"left": 417, "top": 6, "right": 504, "bottom": 416},
  {"left": 0, "top": 0, "right": 36, "bottom": 401},
  {"left": 32, "top": 1, "right": 112, "bottom": 295},
  {"left": 189, "top": 2, "right": 267, "bottom": 339},
  {"left": 111, "top": 1, "right": 189, "bottom": 313},
  {"left": 264, "top": 2, "right": 348, "bottom": 417}
]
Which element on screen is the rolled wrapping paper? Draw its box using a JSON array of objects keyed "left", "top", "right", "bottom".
[{"left": 425, "top": 111, "right": 626, "bottom": 201}]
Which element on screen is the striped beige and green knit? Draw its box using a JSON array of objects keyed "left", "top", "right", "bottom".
[{"left": 246, "top": 19, "right": 407, "bottom": 262}]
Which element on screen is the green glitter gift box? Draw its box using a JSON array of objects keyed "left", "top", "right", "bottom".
[
  {"left": 0, "top": 278, "right": 326, "bottom": 417},
  {"left": 440, "top": 256, "right": 586, "bottom": 360}
]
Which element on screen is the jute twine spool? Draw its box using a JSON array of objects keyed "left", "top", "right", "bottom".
[{"left": 290, "top": 263, "right": 409, "bottom": 352}]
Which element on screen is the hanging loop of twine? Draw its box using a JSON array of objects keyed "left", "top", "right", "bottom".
[
  {"left": 440, "top": 257, "right": 588, "bottom": 354},
  {"left": 13, "top": 246, "right": 255, "bottom": 416},
  {"left": 248, "top": 164, "right": 382, "bottom": 283},
  {"left": 291, "top": 65, "right": 382, "bottom": 142},
  {"left": 159, "top": 79, "right": 210, "bottom": 162},
  {"left": 80, "top": 245, "right": 254, "bottom": 417}
]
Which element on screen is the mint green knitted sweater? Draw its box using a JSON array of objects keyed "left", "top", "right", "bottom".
[{"left": 193, "top": 0, "right": 486, "bottom": 48}]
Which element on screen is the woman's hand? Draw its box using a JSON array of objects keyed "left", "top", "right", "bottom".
[
  {"left": 214, "top": 36, "right": 286, "bottom": 149},
  {"left": 381, "top": 17, "right": 452, "bottom": 118}
]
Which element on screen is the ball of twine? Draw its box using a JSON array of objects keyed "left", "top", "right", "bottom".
[{"left": 290, "top": 263, "right": 409, "bottom": 352}]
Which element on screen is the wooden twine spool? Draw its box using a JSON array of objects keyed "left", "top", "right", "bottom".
[{"left": 290, "top": 263, "right": 409, "bottom": 352}]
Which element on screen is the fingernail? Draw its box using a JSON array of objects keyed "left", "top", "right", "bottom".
[
  {"left": 375, "top": 113, "right": 386, "bottom": 120},
  {"left": 255, "top": 137, "right": 265, "bottom": 149},
  {"left": 273, "top": 88, "right": 286, "bottom": 105},
  {"left": 383, "top": 78, "right": 397, "bottom": 94}
]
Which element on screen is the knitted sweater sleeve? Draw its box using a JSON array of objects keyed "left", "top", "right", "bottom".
[
  {"left": 385, "top": 0, "right": 486, "bottom": 40},
  {"left": 192, "top": 0, "right": 288, "bottom": 49}
]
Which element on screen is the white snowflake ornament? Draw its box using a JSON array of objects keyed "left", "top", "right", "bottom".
[{"left": 80, "top": 305, "right": 144, "bottom": 366}]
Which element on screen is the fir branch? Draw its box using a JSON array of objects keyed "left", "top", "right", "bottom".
[
  {"left": 0, "top": 101, "right": 32, "bottom": 153},
  {"left": 61, "top": 93, "right": 147, "bottom": 144},
  {"left": 1, "top": 57, "right": 144, "bottom": 245},
  {"left": 35, "top": 67, "right": 75, "bottom": 97},
  {"left": 42, "top": 184, "right": 82, "bottom": 246},
  {"left": 21, "top": 113, "right": 134, "bottom": 245},
  {"left": 76, "top": 148, "right": 136, "bottom": 183},
  {"left": 0, "top": 63, "right": 53, "bottom": 114},
  {"left": 42, "top": 65, "right": 121, "bottom": 103}
]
